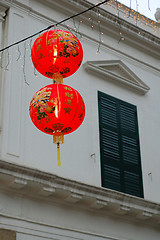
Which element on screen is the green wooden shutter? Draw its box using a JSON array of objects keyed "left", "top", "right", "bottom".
[{"left": 98, "top": 91, "right": 144, "bottom": 198}]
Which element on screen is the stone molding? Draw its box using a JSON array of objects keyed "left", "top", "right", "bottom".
[
  {"left": 0, "top": 159, "right": 160, "bottom": 225},
  {"left": 0, "top": 212, "right": 146, "bottom": 240},
  {"left": 84, "top": 60, "right": 150, "bottom": 94},
  {"left": 0, "top": 5, "right": 7, "bottom": 22}
]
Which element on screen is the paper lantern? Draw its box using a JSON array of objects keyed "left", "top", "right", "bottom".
[
  {"left": 31, "top": 29, "right": 83, "bottom": 80},
  {"left": 29, "top": 84, "right": 85, "bottom": 165}
]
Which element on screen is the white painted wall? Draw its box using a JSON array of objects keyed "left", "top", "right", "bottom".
[
  {"left": 0, "top": 0, "right": 160, "bottom": 205},
  {"left": 0, "top": 1, "right": 160, "bottom": 240}
]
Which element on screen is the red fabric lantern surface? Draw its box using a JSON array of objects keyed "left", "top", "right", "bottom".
[
  {"left": 31, "top": 30, "right": 83, "bottom": 79},
  {"left": 29, "top": 84, "right": 85, "bottom": 138}
]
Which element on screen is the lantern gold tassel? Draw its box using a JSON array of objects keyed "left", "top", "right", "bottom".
[
  {"left": 53, "top": 132, "right": 64, "bottom": 166},
  {"left": 57, "top": 142, "right": 61, "bottom": 166}
]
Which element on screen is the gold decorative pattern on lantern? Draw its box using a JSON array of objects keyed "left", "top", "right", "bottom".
[{"left": 64, "top": 107, "right": 72, "bottom": 114}]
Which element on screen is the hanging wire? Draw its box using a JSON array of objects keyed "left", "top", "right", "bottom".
[
  {"left": 77, "top": 16, "right": 81, "bottom": 34},
  {"left": 116, "top": 0, "right": 120, "bottom": 23},
  {"left": 135, "top": 0, "right": 139, "bottom": 26},
  {"left": 26, "top": 41, "right": 30, "bottom": 52},
  {"left": 73, "top": 18, "right": 78, "bottom": 36},
  {"left": 0, "top": 0, "right": 109, "bottom": 53},
  {"left": 77, "top": 16, "right": 83, "bottom": 39},
  {"left": 34, "top": 67, "right": 38, "bottom": 78},
  {"left": 29, "top": 38, "right": 36, "bottom": 77},
  {"left": 0, "top": 51, "right": 4, "bottom": 68},
  {"left": 16, "top": 45, "right": 21, "bottom": 61},
  {"left": 89, "top": 12, "right": 94, "bottom": 30},
  {"left": 127, "top": 0, "right": 132, "bottom": 18},
  {"left": 23, "top": 42, "right": 29, "bottom": 85},
  {"left": 5, "top": 49, "right": 10, "bottom": 71},
  {"left": 148, "top": 0, "right": 151, "bottom": 11},
  {"left": 72, "top": 16, "right": 82, "bottom": 39},
  {"left": 29, "top": 38, "right": 32, "bottom": 57},
  {"left": 63, "top": 22, "right": 74, "bottom": 35},
  {"left": 116, "top": 1, "right": 123, "bottom": 43},
  {"left": 97, "top": 9, "right": 102, "bottom": 53}
]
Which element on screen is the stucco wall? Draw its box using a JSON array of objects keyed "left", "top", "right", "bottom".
[{"left": 0, "top": 0, "right": 160, "bottom": 205}]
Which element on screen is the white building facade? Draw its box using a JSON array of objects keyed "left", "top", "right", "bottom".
[{"left": 0, "top": 0, "right": 160, "bottom": 239}]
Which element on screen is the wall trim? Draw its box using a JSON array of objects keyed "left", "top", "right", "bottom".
[
  {"left": 0, "top": 159, "right": 160, "bottom": 226},
  {"left": 0, "top": 213, "right": 128, "bottom": 240}
]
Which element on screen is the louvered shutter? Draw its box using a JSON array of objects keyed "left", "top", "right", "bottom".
[{"left": 98, "top": 92, "right": 143, "bottom": 198}]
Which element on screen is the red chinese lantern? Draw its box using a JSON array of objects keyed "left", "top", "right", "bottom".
[
  {"left": 29, "top": 83, "right": 85, "bottom": 165},
  {"left": 31, "top": 29, "right": 83, "bottom": 81},
  {"left": 30, "top": 29, "right": 85, "bottom": 166}
]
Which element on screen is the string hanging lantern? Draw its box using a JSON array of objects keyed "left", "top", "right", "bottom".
[
  {"left": 30, "top": 29, "right": 85, "bottom": 166},
  {"left": 31, "top": 29, "right": 83, "bottom": 83}
]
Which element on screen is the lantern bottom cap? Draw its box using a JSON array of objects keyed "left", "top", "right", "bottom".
[
  {"left": 53, "top": 131, "right": 64, "bottom": 144},
  {"left": 53, "top": 73, "right": 63, "bottom": 84}
]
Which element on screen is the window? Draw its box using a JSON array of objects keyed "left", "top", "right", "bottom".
[{"left": 98, "top": 91, "right": 143, "bottom": 198}]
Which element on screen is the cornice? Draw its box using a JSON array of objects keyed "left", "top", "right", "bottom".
[
  {"left": 49, "top": 0, "right": 160, "bottom": 47},
  {"left": 1, "top": 0, "right": 160, "bottom": 49},
  {"left": 0, "top": 159, "right": 160, "bottom": 226}
]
